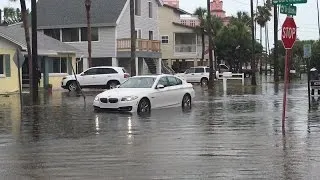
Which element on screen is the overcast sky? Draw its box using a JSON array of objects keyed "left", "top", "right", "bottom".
[{"left": 0, "top": 0, "right": 318, "bottom": 49}]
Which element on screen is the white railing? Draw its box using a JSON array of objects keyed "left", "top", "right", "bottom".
[{"left": 174, "top": 44, "right": 197, "bottom": 53}]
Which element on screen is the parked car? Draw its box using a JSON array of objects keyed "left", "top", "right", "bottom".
[
  {"left": 176, "top": 66, "right": 212, "bottom": 85},
  {"left": 93, "top": 75, "right": 195, "bottom": 113},
  {"left": 61, "top": 66, "right": 130, "bottom": 91}
]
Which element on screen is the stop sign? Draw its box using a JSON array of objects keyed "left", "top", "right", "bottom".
[{"left": 282, "top": 17, "right": 297, "bottom": 49}]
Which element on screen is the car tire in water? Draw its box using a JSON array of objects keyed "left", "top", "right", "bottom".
[
  {"left": 67, "top": 81, "right": 78, "bottom": 92},
  {"left": 137, "top": 98, "right": 151, "bottom": 114},
  {"left": 182, "top": 94, "right": 192, "bottom": 109},
  {"left": 107, "top": 81, "right": 120, "bottom": 89},
  {"left": 200, "top": 78, "right": 208, "bottom": 86}
]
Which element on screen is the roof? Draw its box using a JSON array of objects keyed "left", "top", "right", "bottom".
[
  {"left": 37, "top": 0, "right": 163, "bottom": 29},
  {"left": 163, "top": 4, "right": 191, "bottom": 15},
  {"left": 0, "top": 23, "right": 78, "bottom": 55}
]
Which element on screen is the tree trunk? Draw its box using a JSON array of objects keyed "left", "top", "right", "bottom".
[
  {"left": 259, "top": 26, "right": 263, "bottom": 74},
  {"left": 201, "top": 29, "right": 205, "bottom": 66},
  {"left": 19, "top": 0, "right": 33, "bottom": 97},
  {"left": 250, "top": 0, "right": 257, "bottom": 85},
  {"left": 265, "top": 26, "right": 268, "bottom": 75},
  {"left": 207, "top": 0, "right": 214, "bottom": 87},
  {"left": 31, "top": 0, "right": 38, "bottom": 102},
  {"left": 266, "top": 23, "right": 271, "bottom": 74},
  {"left": 130, "top": 0, "right": 136, "bottom": 76},
  {"left": 85, "top": 0, "right": 92, "bottom": 68},
  {"left": 274, "top": 5, "right": 279, "bottom": 82}
]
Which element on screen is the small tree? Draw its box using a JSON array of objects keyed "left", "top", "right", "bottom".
[{"left": 194, "top": 7, "right": 207, "bottom": 66}]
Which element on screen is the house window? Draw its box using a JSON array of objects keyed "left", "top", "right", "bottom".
[
  {"left": 161, "top": 36, "right": 169, "bottom": 44},
  {"left": 49, "top": 57, "right": 68, "bottom": 73},
  {"left": 135, "top": 29, "right": 142, "bottom": 39},
  {"left": 148, "top": 2, "right": 153, "bottom": 18},
  {"left": 44, "top": 29, "right": 61, "bottom": 41},
  {"left": 81, "top": 27, "right": 99, "bottom": 41},
  {"left": 190, "top": 21, "right": 195, "bottom": 27},
  {"left": 181, "top": 20, "right": 186, "bottom": 25},
  {"left": 0, "top": 55, "right": 3, "bottom": 75},
  {"left": 135, "top": 0, "right": 141, "bottom": 16},
  {"left": 62, "top": 28, "right": 79, "bottom": 42},
  {"left": 149, "top": 31, "right": 153, "bottom": 40}
]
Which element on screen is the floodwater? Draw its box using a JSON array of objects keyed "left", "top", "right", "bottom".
[{"left": 0, "top": 75, "right": 320, "bottom": 179}]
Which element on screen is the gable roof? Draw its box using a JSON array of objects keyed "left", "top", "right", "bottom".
[
  {"left": 37, "top": 0, "right": 164, "bottom": 29},
  {"left": 0, "top": 23, "right": 78, "bottom": 55},
  {"left": 37, "top": 0, "right": 127, "bottom": 29}
]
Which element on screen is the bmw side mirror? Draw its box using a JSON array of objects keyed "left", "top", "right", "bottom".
[{"left": 156, "top": 84, "right": 165, "bottom": 89}]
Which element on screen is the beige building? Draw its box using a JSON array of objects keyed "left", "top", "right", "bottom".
[{"left": 159, "top": 4, "right": 210, "bottom": 73}]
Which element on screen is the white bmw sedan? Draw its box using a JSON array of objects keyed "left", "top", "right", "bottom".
[{"left": 93, "top": 74, "right": 195, "bottom": 113}]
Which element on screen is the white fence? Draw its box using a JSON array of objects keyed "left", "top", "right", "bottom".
[{"left": 215, "top": 72, "right": 245, "bottom": 92}]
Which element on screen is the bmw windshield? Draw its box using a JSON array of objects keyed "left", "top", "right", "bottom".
[{"left": 119, "top": 77, "right": 156, "bottom": 88}]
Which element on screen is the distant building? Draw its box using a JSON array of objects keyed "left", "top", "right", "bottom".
[
  {"left": 210, "top": 0, "right": 231, "bottom": 25},
  {"left": 173, "top": 0, "right": 231, "bottom": 27}
]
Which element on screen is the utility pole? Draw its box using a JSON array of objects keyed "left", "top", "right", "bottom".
[
  {"left": 85, "top": 0, "right": 92, "bottom": 68},
  {"left": 207, "top": 0, "right": 214, "bottom": 87},
  {"left": 250, "top": 0, "right": 257, "bottom": 85},
  {"left": 274, "top": 4, "right": 279, "bottom": 82},
  {"left": 31, "top": 0, "right": 38, "bottom": 102},
  {"left": 130, "top": 0, "right": 136, "bottom": 76},
  {"left": 317, "top": 0, "right": 320, "bottom": 39}
]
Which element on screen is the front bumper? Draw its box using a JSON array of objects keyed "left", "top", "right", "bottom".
[{"left": 93, "top": 98, "right": 139, "bottom": 112}]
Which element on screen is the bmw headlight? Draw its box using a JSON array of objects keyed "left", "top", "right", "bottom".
[
  {"left": 94, "top": 96, "right": 100, "bottom": 101},
  {"left": 121, "top": 96, "right": 138, "bottom": 101}
]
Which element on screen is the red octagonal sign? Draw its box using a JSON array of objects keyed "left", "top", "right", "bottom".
[{"left": 282, "top": 17, "right": 297, "bottom": 49}]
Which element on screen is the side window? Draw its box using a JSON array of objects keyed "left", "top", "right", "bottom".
[
  {"left": 185, "top": 68, "right": 195, "bottom": 74},
  {"left": 195, "top": 68, "right": 204, "bottom": 73},
  {"left": 167, "top": 76, "right": 178, "bottom": 86},
  {"left": 175, "top": 77, "right": 183, "bottom": 85},
  {"left": 205, "top": 68, "right": 210, "bottom": 73},
  {"left": 158, "top": 77, "right": 169, "bottom": 87},
  {"left": 83, "top": 68, "right": 97, "bottom": 75},
  {"left": 98, "top": 68, "right": 118, "bottom": 74}
]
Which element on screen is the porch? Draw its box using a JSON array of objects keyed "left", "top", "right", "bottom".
[{"left": 117, "top": 39, "right": 161, "bottom": 52}]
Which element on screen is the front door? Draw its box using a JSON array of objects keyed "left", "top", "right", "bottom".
[
  {"left": 184, "top": 68, "right": 195, "bottom": 82},
  {"left": 78, "top": 68, "right": 99, "bottom": 86},
  {"left": 151, "top": 77, "right": 171, "bottom": 108}
]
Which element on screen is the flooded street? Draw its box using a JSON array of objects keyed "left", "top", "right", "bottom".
[{"left": 1, "top": 75, "right": 320, "bottom": 179}]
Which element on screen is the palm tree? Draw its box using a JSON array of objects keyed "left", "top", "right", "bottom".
[
  {"left": 256, "top": 4, "right": 271, "bottom": 75},
  {"left": 10, "top": 0, "right": 33, "bottom": 93},
  {"left": 229, "top": 14, "right": 251, "bottom": 72},
  {"left": 194, "top": 7, "right": 207, "bottom": 66},
  {"left": 250, "top": 0, "right": 256, "bottom": 85},
  {"left": 130, "top": 0, "right": 136, "bottom": 76},
  {"left": 85, "top": 0, "right": 92, "bottom": 68}
]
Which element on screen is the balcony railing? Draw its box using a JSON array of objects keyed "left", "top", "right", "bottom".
[
  {"left": 117, "top": 38, "right": 161, "bottom": 52},
  {"left": 174, "top": 44, "right": 197, "bottom": 53}
]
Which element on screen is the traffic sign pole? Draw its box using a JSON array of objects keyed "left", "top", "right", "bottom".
[
  {"left": 282, "top": 49, "right": 290, "bottom": 131},
  {"left": 281, "top": 16, "right": 297, "bottom": 132}
]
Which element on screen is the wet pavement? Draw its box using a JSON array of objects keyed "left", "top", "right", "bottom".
[{"left": 1, "top": 75, "right": 320, "bottom": 179}]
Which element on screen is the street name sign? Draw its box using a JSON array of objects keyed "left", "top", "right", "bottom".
[
  {"left": 280, "top": 5, "right": 297, "bottom": 15},
  {"left": 273, "top": 0, "right": 307, "bottom": 4},
  {"left": 281, "top": 17, "right": 297, "bottom": 49}
]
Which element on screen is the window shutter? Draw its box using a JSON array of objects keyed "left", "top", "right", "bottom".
[
  {"left": 68, "top": 57, "right": 73, "bottom": 75},
  {"left": 5, "top": 55, "right": 11, "bottom": 77}
]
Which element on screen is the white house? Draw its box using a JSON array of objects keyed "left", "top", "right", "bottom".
[{"left": 36, "top": 0, "right": 163, "bottom": 75}]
